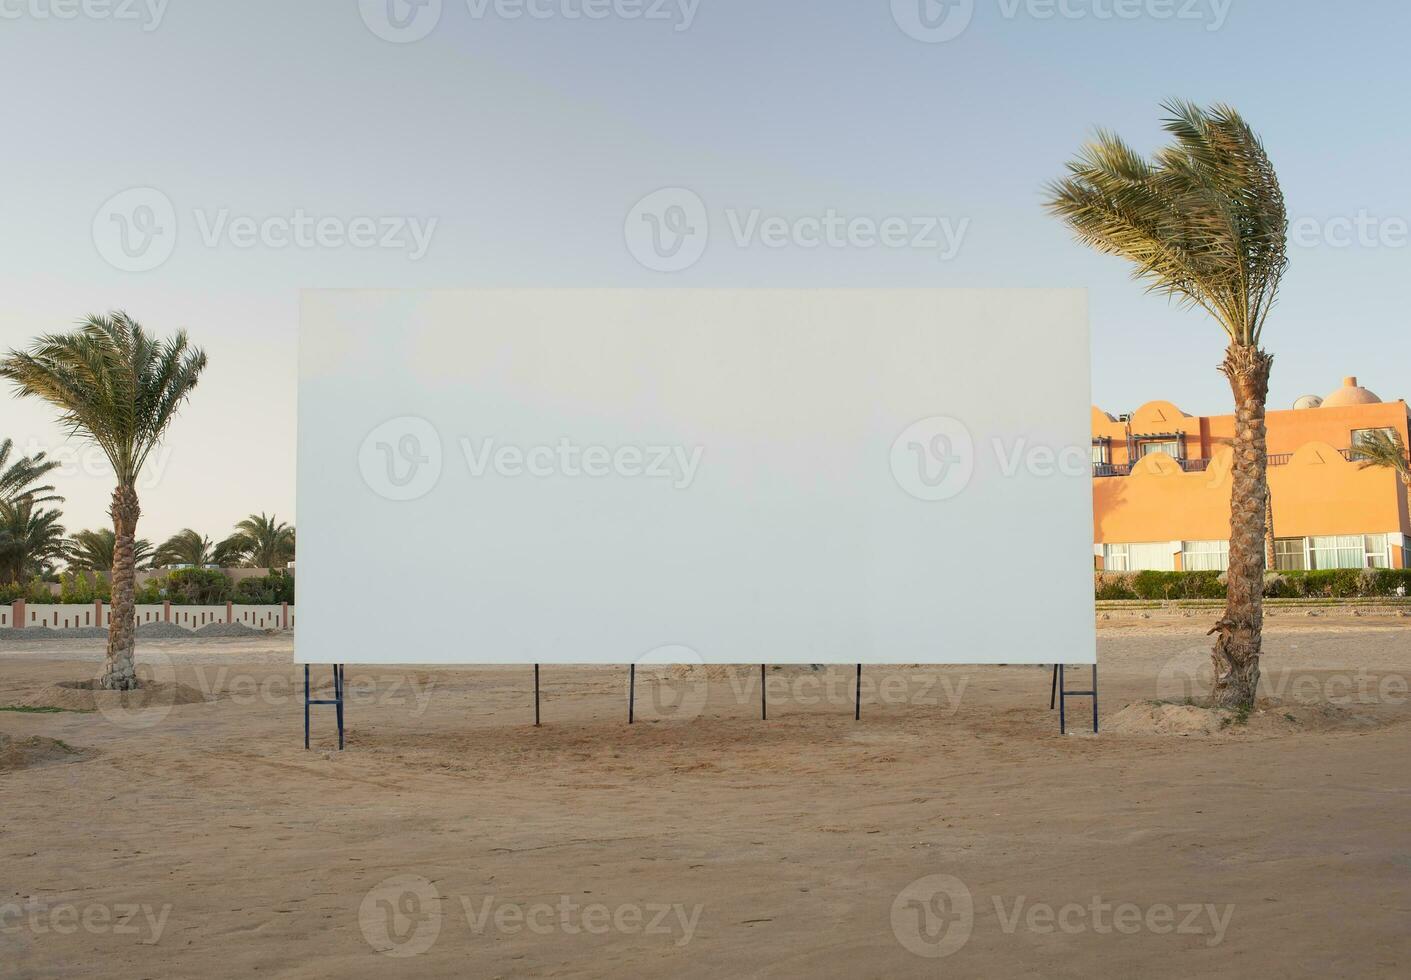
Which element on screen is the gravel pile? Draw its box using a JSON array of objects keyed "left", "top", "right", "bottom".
[
  {"left": 1, "top": 621, "right": 282, "bottom": 641},
  {"left": 0, "top": 626, "right": 108, "bottom": 642},
  {"left": 193, "top": 621, "right": 262, "bottom": 638},
  {"left": 136, "top": 622, "right": 193, "bottom": 638}
]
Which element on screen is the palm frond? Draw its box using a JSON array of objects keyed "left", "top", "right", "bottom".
[
  {"left": 1045, "top": 100, "right": 1288, "bottom": 347},
  {"left": 0, "top": 312, "right": 207, "bottom": 484}
]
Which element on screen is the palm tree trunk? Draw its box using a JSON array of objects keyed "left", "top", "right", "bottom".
[
  {"left": 101, "top": 483, "right": 141, "bottom": 690},
  {"left": 1265, "top": 487, "right": 1275, "bottom": 570},
  {"left": 1210, "top": 343, "right": 1272, "bottom": 709}
]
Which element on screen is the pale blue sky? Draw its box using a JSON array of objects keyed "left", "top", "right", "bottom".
[{"left": 1, "top": 0, "right": 1407, "bottom": 539}]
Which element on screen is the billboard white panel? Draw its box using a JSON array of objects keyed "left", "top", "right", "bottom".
[{"left": 296, "top": 289, "right": 1095, "bottom": 665}]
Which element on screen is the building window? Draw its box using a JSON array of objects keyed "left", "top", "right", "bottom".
[
  {"left": 1091, "top": 441, "right": 1109, "bottom": 465},
  {"left": 1350, "top": 428, "right": 1397, "bottom": 460},
  {"left": 1274, "top": 537, "right": 1307, "bottom": 571},
  {"left": 1103, "top": 543, "right": 1129, "bottom": 571},
  {"left": 1365, "top": 533, "right": 1391, "bottom": 568},
  {"left": 1105, "top": 541, "right": 1176, "bottom": 571},
  {"left": 1181, "top": 540, "right": 1229, "bottom": 571},
  {"left": 1306, "top": 534, "right": 1389, "bottom": 569},
  {"left": 1138, "top": 440, "right": 1181, "bottom": 460}
]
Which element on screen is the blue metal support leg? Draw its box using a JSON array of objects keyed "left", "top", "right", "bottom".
[
  {"left": 304, "top": 663, "right": 346, "bottom": 749},
  {"left": 1052, "top": 663, "right": 1098, "bottom": 734}
]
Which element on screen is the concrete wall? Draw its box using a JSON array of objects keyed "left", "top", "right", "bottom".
[{"left": 8, "top": 600, "right": 293, "bottom": 631}]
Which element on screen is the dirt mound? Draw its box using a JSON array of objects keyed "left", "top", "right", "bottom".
[
  {"left": 19, "top": 680, "right": 208, "bottom": 713},
  {"left": 0, "top": 734, "right": 87, "bottom": 772},
  {"left": 1106, "top": 698, "right": 1381, "bottom": 737},
  {"left": 667, "top": 663, "right": 753, "bottom": 680}
]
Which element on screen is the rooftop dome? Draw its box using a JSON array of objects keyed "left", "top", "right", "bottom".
[
  {"left": 1292, "top": 394, "right": 1323, "bottom": 410},
  {"left": 1321, "top": 376, "right": 1381, "bottom": 408}
]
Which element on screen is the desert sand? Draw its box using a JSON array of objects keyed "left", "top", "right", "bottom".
[{"left": 2, "top": 616, "right": 1410, "bottom": 978}]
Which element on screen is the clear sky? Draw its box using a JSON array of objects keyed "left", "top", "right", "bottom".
[{"left": 1, "top": 0, "right": 1407, "bottom": 541}]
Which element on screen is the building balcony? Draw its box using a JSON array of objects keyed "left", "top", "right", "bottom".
[{"left": 1092, "top": 448, "right": 1360, "bottom": 478}]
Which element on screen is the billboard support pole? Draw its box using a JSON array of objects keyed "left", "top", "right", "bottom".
[
  {"left": 1053, "top": 663, "right": 1098, "bottom": 735},
  {"left": 534, "top": 664, "right": 540, "bottom": 727},
  {"left": 628, "top": 664, "right": 635, "bottom": 724},
  {"left": 854, "top": 664, "right": 862, "bottom": 721},
  {"left": 304, "top": 663, "right": 345, "bottom": 750},
  {"left": 760, "top": 665, "right": 766, "bottom": 720}
]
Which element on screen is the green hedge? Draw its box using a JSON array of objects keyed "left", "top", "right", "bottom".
[{"left": 1096, "top": 568, "right": 1411, "bottom": 600}]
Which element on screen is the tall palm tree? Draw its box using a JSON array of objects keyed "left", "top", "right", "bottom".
[
  {"left": 65, "top": 527, "right": 154, "bottom": 572},
  {"left": 0, "top": 499, "right": 67, "bottom": 584},
  {"left": 1354, "top": 429, "right": 1411, "bottom": 511},
  {"left": 0, "top": 437, "right": 62, "bottom": 506},
  {"left": 0, "top": 313, "right": 206, "bottom": 690},
  {"left": 230, "top": 512, "right": 295, "bottom": 569},
  {"left": 152, "top": 528, "right": 215, "bottom": 568},
  {"left": 1047, "top": 101, "right": 1288, "bottom": 710}
]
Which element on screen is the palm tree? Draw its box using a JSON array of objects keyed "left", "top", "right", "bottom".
[
  {"left": 152, "top": 528, "right": 215, "bottom": 568},
  {"left": 1047, "top": 101, "right": 1288, "bottom": 711},
  {"left": 0, "top": 313, "right": 206, "bottom": 690},
  {"left": 65, "top": 527, "right": 154, "bottom": 572},
  {"left": 212, "top": 533, "right": 249, "bottom": 568},
  {"left": 0, "top": 437, "right": 62, "bottom": 506},
  {"left": 230, "top": 512, "right": 295, "bottom": 569},
  {"left": 0, "top": 499, "right": 67, "bottom": 584},
  {"left": 1354, "top": 429, "right": 1411, "bottom": 509}
]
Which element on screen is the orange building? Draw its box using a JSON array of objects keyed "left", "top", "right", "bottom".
[{"left": 1092, "top": 377, "right": 1411, "bottom": 572}]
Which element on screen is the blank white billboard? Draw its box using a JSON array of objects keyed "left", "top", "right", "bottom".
[{"left": 296, "top": 289, "right": 1095, "bottom": 665}]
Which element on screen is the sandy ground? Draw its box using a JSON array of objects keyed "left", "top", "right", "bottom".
[{"left": 2, "top": 617, "right": 1410, "bottom": 978}]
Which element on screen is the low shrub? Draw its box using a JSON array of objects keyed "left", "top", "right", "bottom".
[
  {"left": 1096, "top": 567, "right": 1411, "bottom": 599},
  {"left": 1094, "top": 572, "right": 1137, "bottom": 600}
]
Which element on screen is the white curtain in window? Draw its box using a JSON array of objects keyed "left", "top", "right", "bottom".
[
  {"left": 1309, "top": 535, "right": 1365, "bottom": 569},
  {"left": 1181, "top": 540, "right": 1229, "bottom": 571},
  {"left": 1365, "top": 534, "right": 1389, "bottom": 568},
  {"left": 1127, "top": 541, "right": 1176, "bottom": 571},
  {"left": 1103, "top": 544, "right": 1129, "bottom": 571}
]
